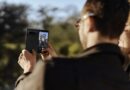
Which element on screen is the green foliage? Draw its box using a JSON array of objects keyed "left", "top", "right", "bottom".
[
  {"left": 39, "top": 6, "right": 82, "bottom": 56},
  {"left": 0, "top": 2, "right": 28, "bottom": 89},
  {"left": 0, "top": 2, "right": 28, "bottom": 43},
  {"left": 0, "top": 3, "right": 82, "bottom": 89}
]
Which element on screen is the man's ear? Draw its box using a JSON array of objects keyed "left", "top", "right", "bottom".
[{"left": 87, "top": 17, "right": 96, "bottom": 32}]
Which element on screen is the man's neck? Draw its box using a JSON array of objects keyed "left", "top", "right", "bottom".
[{"left": 84, "top": 33, "right": 119, "bottom": 49}]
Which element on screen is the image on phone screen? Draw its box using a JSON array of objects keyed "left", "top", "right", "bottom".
[
  {"left": 25, "top": 29, "right": 48, "bottom": 53},
  {"left": 38, "top": 31, "right": 48, "bottom": 51}
]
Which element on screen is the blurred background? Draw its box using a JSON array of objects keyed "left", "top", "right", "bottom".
[{"left": 0, "top": 0, "right": 85, "bottom": 89}]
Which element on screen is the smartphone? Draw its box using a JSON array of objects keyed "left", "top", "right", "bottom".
[{"left": 25, "top": 28, "right": 49, "bottom": 53}]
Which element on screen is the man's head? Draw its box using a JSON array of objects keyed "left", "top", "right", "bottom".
[
  {"left": 40, "top": 34, "right": 46, "bottom": 41},
  {"left": 77, "top": 0, "right": 129, "bottom": 48},
  {"left": 119, "top": 20, "right": 130, "bottom": 54}
]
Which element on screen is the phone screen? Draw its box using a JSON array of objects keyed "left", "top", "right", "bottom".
[{"left": 25, "top": 29, "right": 48, "bottom": 53}]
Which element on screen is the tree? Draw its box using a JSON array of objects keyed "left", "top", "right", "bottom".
[
  {"left": 0, "top": 2, "right": 28, "bottom": 89},
  {"left": 0, "top": 2, "right": 28, "bottom": 42},
  {"left": 39, "top": 5, "right": 82, "bottom": 56}
]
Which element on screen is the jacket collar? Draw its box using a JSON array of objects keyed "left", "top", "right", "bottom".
[{"left": 77, "top": 43, "right": 125, "bottom": 65}]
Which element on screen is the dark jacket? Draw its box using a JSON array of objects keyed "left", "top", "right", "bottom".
[
  {"left": 15, "top": 43, "right": 130, "bottom": 90},
  {"left": 122, "top": 53, "right": 130, "bottom": 79}
]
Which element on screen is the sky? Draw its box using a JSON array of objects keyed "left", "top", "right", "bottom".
[
  {"left": 1, "top": 0, "right": 85, "bottom": 11},
  {"left": 0, "top": 0, "right": 86, "bottom": 21}
]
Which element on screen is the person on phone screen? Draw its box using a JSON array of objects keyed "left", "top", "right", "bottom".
[
  {"left": 39, "top": 34, "right": 48, "bottom": 50},
  {"left": 15, "top": 0, "right": 130, "bottom": 90}
]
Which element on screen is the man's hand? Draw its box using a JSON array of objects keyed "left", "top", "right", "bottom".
[
  {"left": 18, "top": 49, "right": 36, "bottom": 73},
  {"left": 40, "top": 43, "right": 57, "bottom": 60}
]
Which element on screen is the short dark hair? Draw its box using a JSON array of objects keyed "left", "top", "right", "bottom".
[{"left": 82, "top": 0, "right": 129, "bottom": 38}]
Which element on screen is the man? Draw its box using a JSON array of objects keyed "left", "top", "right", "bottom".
[
  {"left": 15, "top": 0, "right": 130, "bottom": 90},
  {"left": 119, "top": 22, "right": 130, "bottom": 78}
]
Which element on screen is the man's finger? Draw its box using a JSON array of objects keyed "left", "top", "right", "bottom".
[
  {"left": 18, "top": 53, "right": 23, "bottom": 63},
  {"left": 22, "top": 49, "right": 31, "bottom": 58},
  {"left": 22, "top": 49, "right": 27, "bottom": 55},
  {"left": 32, "top": 49, "right": 36, "bottom": 56}
]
